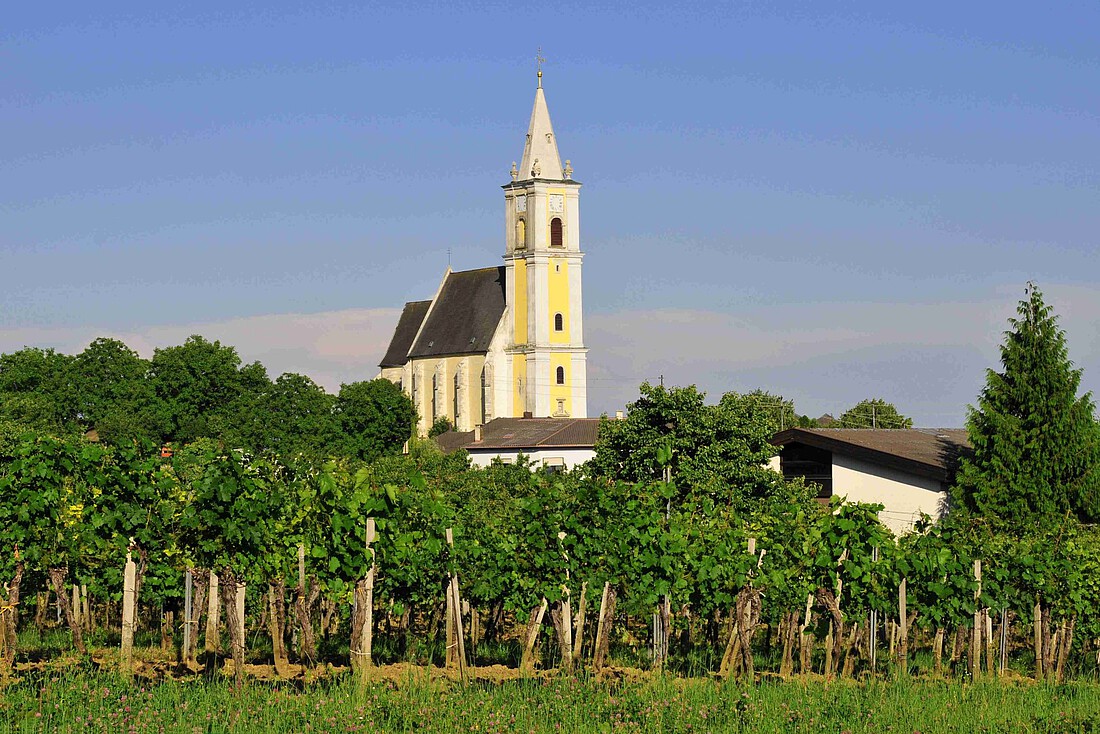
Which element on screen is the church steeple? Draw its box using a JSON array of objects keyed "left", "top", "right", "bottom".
[
  {"left": 518, "top": 78, "right": 564, "bottom": 181},
  {"left": 500, "top": 68, "right": 587, "bottom": 421}
]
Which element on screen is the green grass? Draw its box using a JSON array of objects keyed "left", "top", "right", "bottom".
[{"left": 2, "top": 671, "right": 1100, "bottom": 733}]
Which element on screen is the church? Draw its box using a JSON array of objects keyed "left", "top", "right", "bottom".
[{"left": 379, "top": 71, "right": 588, "bottom": 434}]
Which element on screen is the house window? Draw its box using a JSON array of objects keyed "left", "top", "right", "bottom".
[
  {"left": 550, "top": 218, "right": 563, "bottom": 247},
  {"left": 779, "top": 443, "right": 833, "bottom": 498},
  {"left": 554, "top": 313, "right": 563, "bottom": 331},
  {"left": 543, "top": 457, "right": 565, "bottom": 475},
  {"left": 556, "top": 366, "right": 565, "bottom": 385}
]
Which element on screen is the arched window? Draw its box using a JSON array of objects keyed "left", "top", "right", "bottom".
[
  {"left": 556, "top": 366, "right": 565, "bottom": 385},
  {"left": 554, "top": 313, "right": 564, "bottom": 331},
  {"left": 431, "top": 374, "right": 438, "bottom": 420},
  {"left": 550, "top": 217, "right": 563, "bottom": 247},
  {"left": 515, "top": 219, "right": 526, "bottom": 249}
]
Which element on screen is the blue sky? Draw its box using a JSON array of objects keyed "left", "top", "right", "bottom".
[{"left": 3, "top": 1, "right": 1098, "bottom": 425}]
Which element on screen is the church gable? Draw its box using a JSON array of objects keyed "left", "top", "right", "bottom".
[
  {"left": 408, "top": 266, "right": 507, "bottom": 359},
  {"left": 379, "top": 300, "right": 431, "bottom": 368}
]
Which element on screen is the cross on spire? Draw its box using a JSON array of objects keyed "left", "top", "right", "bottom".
[{"left": 536, "top": 47, "right": 546, "bottom": 88}]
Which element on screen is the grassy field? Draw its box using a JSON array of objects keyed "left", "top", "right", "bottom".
[
  {"left": 2, "top": 669, "right": 1100, "bottom": 733},
  {"left": 5, "top": 628, "right": 1100, "bottom": 733}
]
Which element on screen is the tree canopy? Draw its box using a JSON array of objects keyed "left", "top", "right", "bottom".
[
  {"left": 589, "top": 382, "right": 807, "bottom": 507},
  {"left": 954, "top": 284, "right": 1100, "bottom": 525},
  {"left": 333, "top": 379, "right": 417, "bottom": 462},
  {"left": 0, "top": 347, "right": 76, "bottom": 434},
  {"left": 0, "top": 335, "right": 416, "bottom": 462},
  {"left": 837, "top": 398, "right": 913, "bottom": 429}
]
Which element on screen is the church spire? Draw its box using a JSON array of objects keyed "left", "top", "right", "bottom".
[{"left": 518, "top": 71, "right": 564, "bottom": 181}]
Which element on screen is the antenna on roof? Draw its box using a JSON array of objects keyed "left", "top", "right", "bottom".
[{"left": 447, "top": 247, "right": 452, "bottom": 268}]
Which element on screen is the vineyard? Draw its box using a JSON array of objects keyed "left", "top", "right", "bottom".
[{"left": 1, "top": 430, "right": 1100, "bottom": 688}]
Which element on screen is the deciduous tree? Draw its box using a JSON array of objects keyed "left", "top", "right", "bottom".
[
  {"left": 837, "top": 398, "right": 913, "bottom": 429},
  {"left": 590, "top": 382, "right": 799, "bottom": 505},
  {"left": 0, "top": 348, "right": 77, "bottom": 433},
  {"left": 333, "top": 379, "right": 416, "bottom": 462}
]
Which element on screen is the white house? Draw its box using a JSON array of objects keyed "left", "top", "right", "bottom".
[
  {"left": 435, "top": 416, "right": 599, "bottom": 471},
  {"left": 771, "top": 428, "right": 970, "bottom": 534}
]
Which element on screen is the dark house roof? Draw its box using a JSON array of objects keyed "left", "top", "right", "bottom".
[
  {"left": 772, "top": 428, "right": 972, "bottom": 482},
  {"left": 408, "top": 267, "right": 507, "bottom": 359},
  {"left": 379, "top": 300, "right": 432, "bottom": 368},
  {"left": 435, "top": 417, "right": 601, "bottom": 453}
]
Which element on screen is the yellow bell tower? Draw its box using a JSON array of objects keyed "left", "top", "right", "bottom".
[{"left": 501, "top": 70, "right": 587, "bottom": 418}]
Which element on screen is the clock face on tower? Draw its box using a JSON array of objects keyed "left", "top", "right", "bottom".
[
  {"left": 549, "top": 194, "right": 564, "bottom": 214},
  {"left": 515, "top": 195, "right": 526, "bottom": 213}
]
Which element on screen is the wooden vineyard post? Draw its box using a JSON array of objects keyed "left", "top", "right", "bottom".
[
  {"left": 869, "top": 547, "right": 879, "bottom": 673},
  {"left": 933, "top": 627, "right": 945, "bottom": 676},
  {"left": 235, "top": 582, "right": 246, "bottom": 649},
  {"left": 571, "top": 581, "right": 588, "bottom": 667},
  {"left": 718, "top": 610, "right": 739, "bottom": 679},
  {"left": 71, "top": 584, "right": 81, "bottom": 630},
  {"left": 81, "top": 584, "right": 90, "bottom": 632},
  {"left": 593, "top": 582, "right": 613, "bottom": 671},
  {"left": 970, "top": 560, "right": 982, "bottom": 679},
  {"left": 363, "top": 518, "right": 376, "bottom": 669},
  {"left": 183, "top": 570, "right": 193, "bottom": 665},
  {"left": 1034, "top": 598, "right": 1044, "bottom": 680},
  {"left": 121, "top": 547, "right": 137, "bottom": 675},
  {"left": 294, "top": 543, "right": 317, "bottom": 665},
  {"left": 999, "top": 608, "right": 1008, "bottom": 676},
  {"left": 522, "top": 598, "right": 549, "bottom": 674},
  {"left": 206, "top": 571, "right": 220, "bottom": 653},
  {"left": 984, "top": 607, "right": 994, "bottom": 675},
  {"left": 799, "top": 592, "right": 813, "bottom": 675},
  {"left": 445, "top": 528, "right": 468, "bottom": 684},
  {"left": 445, "top": 576, "right": 455, "bottom": 668},
  {"left": 897, "top": 578, "right": 908, "bottom": 676},
  {"left": 554, "top": 531, "right": 574, "bottom": 672},
  {"left": 219, "top": 573, "right": 246, "bottom": 686}
]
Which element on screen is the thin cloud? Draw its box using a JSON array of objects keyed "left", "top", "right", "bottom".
[{"left": 2, "top": 285, "right": 1096, "bottom": 426}]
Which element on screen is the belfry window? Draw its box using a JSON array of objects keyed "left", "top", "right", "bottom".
[
  {"left": 550, "top": 218, "right": 563, "bottom": 247},
  {"left": 556, "top": 366, "right": 565, "bottom": 385},
  {"left": 554, "top": 313, "right": 564, "bottom": 331},
  {"left": 515, "top": 219, "right": 526, "bottom": 249}
]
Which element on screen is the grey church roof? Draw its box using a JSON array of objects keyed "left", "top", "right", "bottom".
[
  {"left": 407, "top": 266, "right": 507, "bottom": 360},
  {"left": 379, "top": 300, "right": 432, "bottom": 368}
]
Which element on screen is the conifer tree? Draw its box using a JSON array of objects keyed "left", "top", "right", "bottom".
[{"left": 955, "top": 283, "right": 1100, "bottom": 524}]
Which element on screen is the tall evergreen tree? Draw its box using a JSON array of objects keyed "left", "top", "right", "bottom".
[{"left": 955, "top": 283, "right": 1100, "bottom": 524}]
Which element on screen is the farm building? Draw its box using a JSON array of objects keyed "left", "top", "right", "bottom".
[
  {"left": 771, "top": 428, "right": 971, "bottom": 534},
  {"left": 434, "top": 416, "right": 599, "bottom": 471}
]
